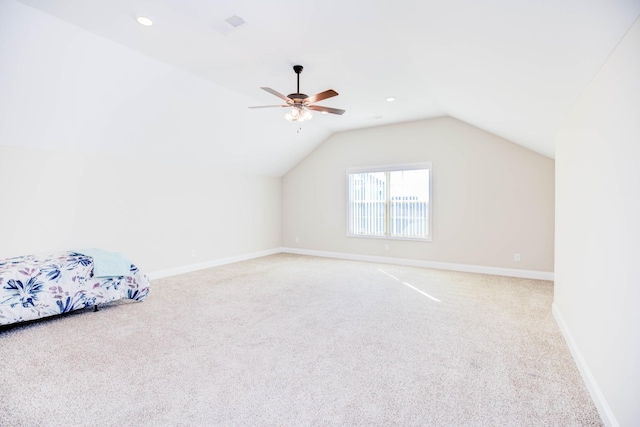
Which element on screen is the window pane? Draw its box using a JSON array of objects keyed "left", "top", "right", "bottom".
[
  {"left": 349, "top": 172, "right": 386, "bottom": 236},
  {"left": 389, "top": 169, "right": 429, "bottom": 238}
]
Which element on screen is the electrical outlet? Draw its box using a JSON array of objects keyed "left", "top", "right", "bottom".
[
  {"left": 384, "top": 244, "right": 390, "bottom": 251},
  {"left": 295, "top": 237, "right": 300, "bottom": 243},
  {"left": 514, "top": 253, "right": 521, "bottom": 262},
  {"left": 191, "top": 249, "right": 196, "bottom": 257}
]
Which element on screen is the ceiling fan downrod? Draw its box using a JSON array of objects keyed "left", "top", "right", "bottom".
[{"left": 293, "top": 65, "right": 303, "bottom": 94}]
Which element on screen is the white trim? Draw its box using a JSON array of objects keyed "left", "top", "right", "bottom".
[
  {"left": 282, "top": 247, "right": 554, "bottom": 281},
  {"left": 147, "top": 246, "right": 554, "bottom": 281},
  {"left": 346, "top": 233, "right": 429, "bottom": 242},
  {"left": 552, "top": 303, "right": 617, "bottom": 427},
  {"left": 147, "top": 247, "right": 283, "bottom": 280},
  {"left": 346, "top": 162, "right": 431, "bottom": 174}
]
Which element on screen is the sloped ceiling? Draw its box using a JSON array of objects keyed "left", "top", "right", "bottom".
[{"left": 5, "top": 0, "right": 640, "bottom": 176}]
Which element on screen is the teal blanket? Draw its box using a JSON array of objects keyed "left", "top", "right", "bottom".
[{"left": 75, "top": 248, "right": 132, "bottom": 277}]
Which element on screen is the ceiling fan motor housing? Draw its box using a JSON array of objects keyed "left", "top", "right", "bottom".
[{"left": 287, "top": 93, "right": 309, "bottom": 103}]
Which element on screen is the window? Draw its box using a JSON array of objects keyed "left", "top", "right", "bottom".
[{"left": 347, "top": 163, "right": 432, "bottom": 241}]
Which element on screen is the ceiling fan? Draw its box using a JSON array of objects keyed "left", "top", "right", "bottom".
[{"left": 249, "top": 65, "right": 345, "bottom": 122}]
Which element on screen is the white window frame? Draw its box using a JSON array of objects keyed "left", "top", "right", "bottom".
[{"left": 346, "top": 162, "right": 432, "bottom": 242}]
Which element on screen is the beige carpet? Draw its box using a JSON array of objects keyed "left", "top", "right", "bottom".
[{"left": 0, "top": 254, "right": 601, "bottom": 426}]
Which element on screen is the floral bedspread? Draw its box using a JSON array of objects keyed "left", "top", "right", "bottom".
[{"left": 0, "top": 251, "right": 150, "bottom": 326}]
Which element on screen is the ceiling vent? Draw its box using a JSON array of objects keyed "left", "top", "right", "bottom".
[
  {"left": 212, "top": 15, "right": 246, "bottom": 35},
  {"left": 225, "top": 15, "right": 245, "bottom": 28}
]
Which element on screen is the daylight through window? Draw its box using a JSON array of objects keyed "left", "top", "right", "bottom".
[{"left": 347, "top": 163, "right": 431, "bottom": 241}]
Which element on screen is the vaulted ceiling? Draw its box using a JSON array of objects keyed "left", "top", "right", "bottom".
[{"left": 6, "top": 0, "right": 640, "bottom": 176}]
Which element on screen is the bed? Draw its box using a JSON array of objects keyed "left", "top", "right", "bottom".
[{"left": 0, "top": 250, "right": 150, "bottom": 326}]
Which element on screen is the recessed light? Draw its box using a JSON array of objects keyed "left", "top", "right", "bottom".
[
  {"left": 136, "top": 16, "right": 153, "bottom": 26},
  {"left": 386, "top": 97, "right": 395, "bottom": 102}
]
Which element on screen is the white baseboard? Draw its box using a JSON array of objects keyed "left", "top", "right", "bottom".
[
  {"left": 281, "top": 247, "right": 554, "bottom": 281},
  {"left": 147, "top": 247, "right": 283, "bottom": 280},
  {"left": 148, "top": 246, "right": 554, "bottom": 282},
  {"left": 552, "top": 303, "right": 617, "bottom": 427}
]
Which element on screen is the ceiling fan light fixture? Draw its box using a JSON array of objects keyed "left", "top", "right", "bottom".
[
  {"left": 285, "top": 107, "right": 299, "bottom": 121},
  {"left": 285, "top": 106, "right": 312, "bottom": 122}
]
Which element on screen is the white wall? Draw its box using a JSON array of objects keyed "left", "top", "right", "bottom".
[
  {"left": 555, "top": 17, "right": 640, "bottom": 427},
  {"left": 0, "top": 1, "right": 282, "bottom": 273},
  {"left": 282, "top": 117, "right": 554, "bottom": 273},
  {"left": 0, "top": 0, "right": 329, "bottom": 177},
  {"left": 0, "top": 144, "right": 281, "bottom": 273}
]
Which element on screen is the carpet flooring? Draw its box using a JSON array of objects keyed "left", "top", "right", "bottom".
[{"left": 0, "top": 254, "right": 601, "bottom": 426}]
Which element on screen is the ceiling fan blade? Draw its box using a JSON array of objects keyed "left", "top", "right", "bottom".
[
  {"left": 308, "top": 105, "right": 345, "bottom": 115},
  {"left": 248, "top": 105, "right": 288, "bottom": 109},
  {"left": 261, "top": 87, "right": 292, "bottom": 102},
  {"left": 305, "top": 89, "right": 338, "bottom": 104}
]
